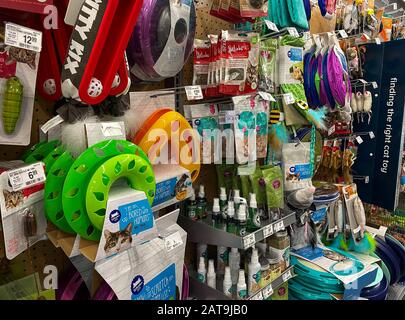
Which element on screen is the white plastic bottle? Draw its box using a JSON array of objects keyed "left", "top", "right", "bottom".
[
  {"left": 207, "top": 259, "right": 216, "bottom": 289},
  {"left": 217, "top": 246, "right": 228, "bottom": 274},
  {"left": 197, "top": 256, "right": 206, "bottom": 283},
  {"left": 219, "top": 187, "right": 228, "bottom": 220},
  {"left": 248, "top": 249, "right": 261, "bottom": 295},
  {"left": 236, "top": 269, "right": 247, "bottom": 300},
  {"left": 234, "top": 189, "right": 241, "bottom": 211},
  {"left": 223, "top": 266, "right": 233, "bottom": 298},
  {"left": 229, "top": 247, "right": 241, "bottom": 285},
  {"left": 196, "top": 243, "right": 207, "bottom": 266}
]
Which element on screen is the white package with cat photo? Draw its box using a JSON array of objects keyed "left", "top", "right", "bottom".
[
  {"left": 0, "top": 165, "right": 47, "bottom": 260},
  {"left": 95, "top": 209, "right": 186, "bottom": 300},
  {"left": 282, "top": 142, "right": 313, "bottom": 192},
  {"left": 0, "top": 23, "right": 42, "bottom": 146},
  {"left": 278, "top": 45, "right": 303, "bottom": 85},
  {"left": 80, "top": 186, "right": 158, "bottom": 262}
]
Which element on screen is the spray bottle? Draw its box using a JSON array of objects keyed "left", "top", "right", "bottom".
[
  {"left": 223, "top": 266, "right": 233, "bottom": 298},
  {"left": 187, "top": 193, "right": 198, "bottom": 220},
  {"left": 217, "top": 246, "right": 228, "bottom": 274},
  {"left": 197, "top": 256, "right": 206, "bottom": 283},
  {"left": 237, "top": 269, "right": 247, "bottom": 300},
  {"left": 229, "top": 247, "right": 241, "bottom": 286},
  {"left": 234, "top": 189, "right": 241, "bottom": 211},
  {"left": 196, "top": 243, "right": 208, "bottom": 265},
  {"left": 197, "top": 185, "right": 207, "bottom": 219},
  {"left": 212, "top": 198, "right": 221, "bottom": 228},
  {"left": 247, "top": 193, "right": 261, "bottom": 232},
  {"left": 219, "top": 187, "right": 228, "bottom": 220},
  {"left": 248, "top": 249, "right": 261, "bottom": 295},
  {"left": 207, "top": 259, "right": 216, "bottom": 289},
  {"left": 226, "top": 201, "right": 236, "bottom": 234},
  {"left": 236, "top": 204, "right": 247, "bottom": 237}
]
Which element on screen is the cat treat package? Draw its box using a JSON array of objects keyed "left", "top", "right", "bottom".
[
  {"left": 193, "top": 39, "right": 211, "bottom": 86},
  {"left": 0, "top": 22, "right": 41, "bottom": 146},
  {"left": 282, "top": 142, "right": 313, "bottom": 192},
  {"left": 95, "top": 209, "right": 187, "bottom": 300},
  {"left": 0, "top": 161, "right": 47, "bottom": 260},
  {"left": 239, "top": 0, "right": 269, "bottom": 18}
]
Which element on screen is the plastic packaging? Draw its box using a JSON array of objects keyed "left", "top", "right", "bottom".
[
  {"left": 248, "top": 249, "right": 262, "bottom": 295},
  {"left": 197, "top": 256, "right": 206, "bottom": 283},
  {"left": 229, "top": 247, "right": 241, "bottom": 285},
  {"left": 263, "top": 166, "right": 284, "bottom": 211},
  {"left": 207, "top": 259, "right": 216, "bottom": 289}
]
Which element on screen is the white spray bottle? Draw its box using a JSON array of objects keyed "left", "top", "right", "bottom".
[{"left": 248, "top": 248, "right": 261, "bottom": 295}]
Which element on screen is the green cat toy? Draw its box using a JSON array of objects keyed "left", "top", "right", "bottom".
[{"left": 2, "top": 76, "right": 23, "bottom": 134}]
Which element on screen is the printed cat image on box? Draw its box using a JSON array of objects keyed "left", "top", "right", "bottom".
[
  {"left": 289, "top": 65, "right": 304, "bottom": 83},
  {"left": 104, "top": 223, "right": 133, "bottom": 254},
  {"left": 286, "top": 172, "right": 300, "bottom": 182},
  {"left": 174, "top": 173, "right": 190, "bottom": 201}
]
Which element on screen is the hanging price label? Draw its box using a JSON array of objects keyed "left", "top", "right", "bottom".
[
  {"left": 328, "top": 125, "right": 336, "bottom": 136},
  {"left": 287, "top": 27, "right": 299, "bottom": 37},
  {"left": 371, "top": 82, "right": 378, "bottom": 89},
  {"left": 250, "top": 291, "right": 264, "bottom": 300},
  {"left": 263, "top": 224, "right": 274, "bottom": 238},
  {"left": 164, "top": 232, "right": 183, "bottom": 252},
  {"left": 243, "top": 233, "right": 256, "bottom": 249},
  {"left": 283, "top": 93, "right": 295, "bottom": 105},
  {"left": 185, "top": 86, "right": 203, "bottom": 101},
  {"left": 375, "top": 38, "right": 381, "bottom": 45},
  {"left": 369, "top": 131, "right": 375, "bottom": 139},
  {"left": 8, "top": 163, "right": 46, "bottom": 192},
  {"left": 5, "top": 23, "right": 42, "bottom": 53},
  {"left": 282, "top": 270, "right": 292, "bottom": 282},
  {"left": 273, "top": 220, "right": 285, "bottom": 232},
  {"left": 262, "top": 284, "right": 273, "bottom": 299},
  {"left": 258, "top": 91, "right": 276, "bottom": 102},
  {"left": 338, "top": 30, "right": 348, "bottom": 39},
  {"left": 101, "top": 122, "right": 124, "bottom": 137},
  {"left": 356, "top": 136, "right": 364, "bottom": 144},
  {"left": 264, "top": 20, "right": 279, "bottom": 32}
]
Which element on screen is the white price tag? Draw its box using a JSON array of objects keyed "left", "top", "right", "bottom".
[
  {"left": 372, "top": 82, "right": 378, "bottom": 89},
  {"left": 262, "top": 284, "right": 273, "bottom": 299},
  {"left": 363, "top": 33, "right": 371, "bottom": 40},
  {"left": 393, "top": 3, "right": 398, "bottom": 10},
  {"left": 359, "top": 79, "right": 367, "bottom": 84},
  {"left": 185, "top": 86, "right": 203, "bottom": 101},
  {"left": 338, "top": 30, "right": 348, "bottom": 39},
  {"left": 243, "top": 233, "right": 256, "bottom": 249},
  {"left": 375, "top": 38, "right": 381, "bottom": 45},
  {"left": 5, "top": 23, "right": 42, "bottom": 53},
  {"left": 283, "top": 93, "right": 295, "bottom": 105},
  {"left": 356, "top": 136, "right": 364, "bottom": 144},
  {"left": 264, "top": 20, "right": 279, "bottom": 32},
  {"left": 273, "top": 220, "right": 285, "bottom": 232},
  {"left": 224, "top": 111, "right": 236, "bottom": 124},
  {"left": 41, "top": 115, "right": 64, "bottom": 134},
  {"left": 250, "top": 291, "right": 264, "bottom": 300},
  {"left": 164, "top": 232, "right": 183, "bottom": 252},
  {"left": 263, "top": 224, "right": 274, "bottom": 238},
  {"left": 328, "top": 125, "right": 336, "bottom": 136},
  {"left": 282, "top": 270, "right": 292, "bottom": 282},
  {"left": 101, "top": 122, "right": 123, "bottom": 137},
  {"left": 8, "top": 163, "right": 46, "bottom": 192},
  {"left": 369, "top": 131, "right": 375, "bottom": 139},
  {"left": 258, "top": 91, "right": 276, "bottom": 102},
  {"left": 287, "top": 27, "right": 299, "bottom": 37}
]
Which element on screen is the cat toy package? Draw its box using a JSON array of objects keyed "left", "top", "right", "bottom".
[
  {"left": 0, "top": 22, "right": 41, "bottom": 146},
  {"left": 282, "top": 142, "right": 312, "bottom": 192},
  {"left": 0, "top": 162, "right": 47, "bottom": 260},
  {"left": 95, "top": 209, "right": 187, "bottom": 300}
]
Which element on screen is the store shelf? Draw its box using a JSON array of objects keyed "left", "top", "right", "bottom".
[
  {"left": 189, "top": 266, "right": 295, "bottom": 301},
  {"left": 178, "top": 212, "right": 296, "bottom": 249},
  {"left": 248, "top": 266, "right": 295, "bottom": 300}
]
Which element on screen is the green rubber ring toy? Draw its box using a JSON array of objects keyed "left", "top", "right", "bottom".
[
  {"left": 24, "top": 140, "right": 61, "bottom": 164},
  {"left": 44, "top": 151, "right": 76, "bottom": 233},
  {"left": 43, "top": 145, "right": 66, "bottom": 175},
  {"left": 62, "top": 140, "right": 148, "bottom": 241},
  {"left": 86, "top": 154, "right": 156, "bottom": 231},
  {"left": 21, "top": 141, "right": 47, "bottom": 161}
]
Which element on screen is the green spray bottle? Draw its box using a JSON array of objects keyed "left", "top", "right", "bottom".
[
  {"left": 219, "top": 187, "right": 228, "bottom": 221},
  {"left": 197, "top": 185, "right": 207, "bottom": 219},
  {"left": 226, "top": 201, "right": 236, "bottom": 234},
  {"left": 247, "top": 193, "right": 261, "bottom": 232}
]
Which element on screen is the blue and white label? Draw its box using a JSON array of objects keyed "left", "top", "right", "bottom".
[
  {"left": 118, "top": 198, "right": 154, "bottom": 235},
  {"left": 289, "top": 163, "right": 311, "bottom": 180},
  {"left": 152, "top": 177, "right": 177, "bottom": 206},
  {"left": 288, "top": 48, "right": 303, "bottom": 62},
  {"left": 109, "top": 210, "right": 121, "bottom": 224},
  {"left": 131, "top": 264, "right": 176, "bottom": 300}
]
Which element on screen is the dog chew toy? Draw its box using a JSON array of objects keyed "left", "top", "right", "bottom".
[
  {"left": 2, "top": 76, "right": 23, "bottom": 135},
  {"left": 61, "top": 0, "right": 142, "bottom": 104},
  {"left": 133, "top": 109, "right": 200, "bottom": 182},
  {"left": 127, "top": 0, "right": 196, "bottom": 81},
  {"left": 24, "top": 140, "right": 61, "bottom": 164},
  {"left": 44, "top": 151, "right": 76, "bottom": 234},
  {"left": 62, "top": 140, "right": 152, "bottom": 241}
]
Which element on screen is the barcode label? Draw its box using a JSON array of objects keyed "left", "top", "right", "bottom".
[
  {"left": 287, "top": 27, "right": 299, "bottom": 37},
  {"left": 264, "top": 20, "right": 279, "bottom": 32},
  {"left": 250, "top": 291, "right": 263, "bottom": 300},
  {"left": 8, "top": 163, "right": 46, "bottom": 191},
  {"left": 263, "top": 224, "right": 274, "bottom": 238},
  {"left": 274, "top": 220, "right": 285, "bottom": 232},
  {"left": 338, "top": 30, "right": 348, "bottom": 39},
  {"left": 243, "top": 233, "right": 256, "bottom": 249},
  {"left": 185, "top": 86, "right": 203, "bottom": 101},
  {"left": 164, "top": 232, "right": 183, "bottom": 252},
  {"left": 5, "top": 23, "right": 42, "bottom": 53},
  {"left": 282, "top": 270, "right": 292, "bottom": 282},
  {"left": 283, "top": 93, "right": 295, "bottom": 105},
  {"left": 262, "top": 284, "right": 273, "bottom": 299}
]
